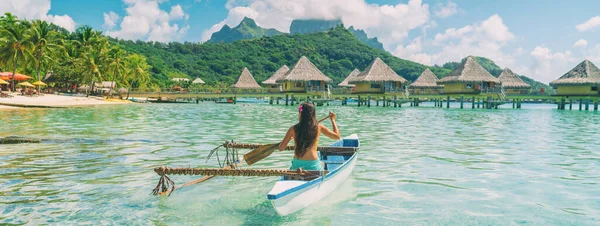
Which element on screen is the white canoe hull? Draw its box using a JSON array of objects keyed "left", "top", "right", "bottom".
[{"left": 267, "top": 134, "right": 359, "bottom": 216}]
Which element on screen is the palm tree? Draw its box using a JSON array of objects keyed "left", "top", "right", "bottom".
[
  {"left": 0, "top": 20, "right": 33, "bottom": 91},
  {"left": 107, "top": 46, "right": 127, "bottom": 95},
  {"left": 125, "top": 54, "right": 151, "bottom": 99},
  {"left": 80, "top": 39, "right": 109, "bottom": 96},
  {"left": 28, "top": 20, "right": 65, "bottom": 92}
]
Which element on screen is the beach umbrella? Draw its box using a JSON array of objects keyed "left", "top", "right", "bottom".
[
  {"left": 0, "top": 78, "right": 8, "bottom": 85},
  {"left": 0, "top": 72, "right": 32, "bottom": 81},
  {"left": 32, "top": 81, "right": 47, "bottom": 86},
  {"left": 17, "top": 82, "right": 35, "bottom": 88},
  {"left": 118, "top": 87, "right": 128, "bottom": 94}
]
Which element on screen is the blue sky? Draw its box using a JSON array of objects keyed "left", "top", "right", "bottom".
[{"left": 2, "top": 0, "right": 599, "bottom": 83}]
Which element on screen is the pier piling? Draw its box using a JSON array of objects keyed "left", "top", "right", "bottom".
[{"left": 446, "top": 96, "right": 450, "bottom": 109}]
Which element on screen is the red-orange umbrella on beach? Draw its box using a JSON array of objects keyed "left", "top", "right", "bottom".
[{"left": 0, "top": 72, "right": 32, "bottom": 81}]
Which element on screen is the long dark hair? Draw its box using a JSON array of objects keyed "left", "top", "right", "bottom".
[{"left": 294, "top": 102, "right": 318, "bottom": 158}]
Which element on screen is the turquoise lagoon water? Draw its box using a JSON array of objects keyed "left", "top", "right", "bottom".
[{"left": 1, "top": 102, "right": 599, "bottom": 225}]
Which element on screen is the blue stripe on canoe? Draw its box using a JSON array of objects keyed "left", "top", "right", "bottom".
[{"left": 267, "top": 151, "right": 358, "bottom": 200}]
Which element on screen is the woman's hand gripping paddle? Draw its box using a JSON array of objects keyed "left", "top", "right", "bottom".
[{"left": 243, "top": 114, "right": 331, "bottom": 165}]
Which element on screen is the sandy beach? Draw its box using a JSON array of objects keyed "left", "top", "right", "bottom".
[{"left": 0, "top": 93, "right": 131, "bottom": 109}]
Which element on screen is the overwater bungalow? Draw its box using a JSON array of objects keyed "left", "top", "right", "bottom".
[
  {"left": 549, "top": 60, "right": 600, "bottom": 96},
  {"left": 498, "top": 68, "right": 530, "bottom": 95},
  {"left": 348, "top": 58, "right": 407, "bottom": 94},
  {"left": 338, "top": 69, "right": 359, "bottom": 88},
  {"left": 337, "top": 69, "right": 359, "bottom": 92},
  {"left": 231, "top": 67, "right": 261, "bottom": 90},
  {"left": 276, "top": 56, "right": 332, "bottom": 93},
  {"left": 408, "top": 68, "right": 443, "bottom": 95},
  {"left": 437, "top": 56, "right": 501, "bottom": 94},
  {"left": 261, "top": 65, "right": 289, "bottom": 93}
]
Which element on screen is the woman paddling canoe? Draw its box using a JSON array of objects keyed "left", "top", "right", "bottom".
[{"left": 278, "top": 102, "right": 341, "bottom": 170}]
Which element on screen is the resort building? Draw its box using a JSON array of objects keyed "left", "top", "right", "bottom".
[
  {"left": 348, "top": 58, "right": 407, "bottom": 94},
  {"left": 498, "top": 68, "right": 530, "bottom": 95},
  {"left": 171, "top": 78, "right": 190, "bottom": 83},
  {"left": 338, "top": 69, "right": 359, "bottom": 88},
  {"left": 261, "top": 65, "right": 289, "bottom": 93},
  {"left": 437, "top": 56, "right": 501, "bottom": 94},
  {"left": 192, "top": 78, "right": 205, "bottom": 85},
  {"left": 231, "top": 67, "right": 261, "bottom": 89},
  {"left": 550, "top": 59, "right": 600, "bottom": 96},
  {"left": 276, "top": 56, "right": 332, "bottom": 93},
  {"left": 408, "top": 68, "right": 443, "bottom": 95}
]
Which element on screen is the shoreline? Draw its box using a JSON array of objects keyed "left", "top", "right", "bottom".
[{"left": 0, "top": 93, "right": 131, "bottom": 110}]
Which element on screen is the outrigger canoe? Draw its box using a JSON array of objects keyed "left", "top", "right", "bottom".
[{"left": 267, "top": 134, "right": 359, "bottom": 216}]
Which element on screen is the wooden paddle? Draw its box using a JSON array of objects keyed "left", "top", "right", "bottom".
[{"left": 243, "top": 114, "right": 331, "bottom": 165}]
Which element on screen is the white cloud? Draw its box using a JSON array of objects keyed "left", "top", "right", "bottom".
[
  {"left": 403, "top": 14, "right": 516, "bottom": 69},
  {"left": 103, "top": 11, "right": 121, "bottom": 30},
  {"left": 529, "top": 46, "right": 575, "bottom": 83},
  {"left": 46, "top": 14, "right": 76, "bottom": 31},
  {"left": 576, "top": 16, "right": 600, "bottom": 32},
  {"left": 202, "top": 0, "right": 431, "bottom": 49},
  {"left": 106, "top": 0, "right": 189, "bottom": 42},
  {"left": 573, "top": 39, "right": 587, "bottom": 48},
  {"left": 0, "top": 0, "right": 77, "bottom": 31},
  {"left": 433, "top": 1, "right": 458, "bottom": 18},
  {"left": 169, "top": 5, "right": 188, "bottom": 20}
]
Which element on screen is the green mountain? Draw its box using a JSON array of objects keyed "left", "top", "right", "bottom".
[
  {"left": 348, "top": 26, "right": 385, "bottom": 51},
  {"left": 441, "top": 56, "right": 551, "bottom": 93},
  {"left": 114, "top": 26, "right": 449, "bottom": 86},
  {"left": 207, "top": 17, "right": 283, "bottom": 43},
  {"left": 290, "top": 19, "right": 385, "bottom": 51}
]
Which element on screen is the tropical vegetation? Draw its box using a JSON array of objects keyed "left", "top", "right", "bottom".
[{"left": 0, "top": 13, "right": 153, "bottom": 93}]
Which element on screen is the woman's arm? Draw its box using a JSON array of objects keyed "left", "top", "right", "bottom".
[
  {"left": 320, "top": 112, "right": 340, "bottom": 140},
  {"left": 278, "top": 126, "right": 295, "bottom": 151}
]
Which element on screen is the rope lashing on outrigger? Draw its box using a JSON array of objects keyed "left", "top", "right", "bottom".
[{"left": 151, "top": 166, "right": 315, "bottom": 196}]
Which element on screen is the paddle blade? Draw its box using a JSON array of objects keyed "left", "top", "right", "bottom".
[{"left": 243, "top": 143, "right": 280, "bottom": 165}]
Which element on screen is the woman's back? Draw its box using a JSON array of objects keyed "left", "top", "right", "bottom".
[{"left": 278, "top": 102, "right": 341, "bottom": 170}]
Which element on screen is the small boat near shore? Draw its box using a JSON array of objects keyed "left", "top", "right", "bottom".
[{"left": 267, "top": 134, "right": 359, "bottom": 215}]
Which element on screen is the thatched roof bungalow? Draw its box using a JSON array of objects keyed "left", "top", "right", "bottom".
[
  {"left": 348, "top": 58, "right": 407, "bottom": 94},
  {"left": 498, "top": 68, "right": 530, "bottom": 94},
  {"left": 437, "top": 56, "right": 500, "bottom": 94},
  {"left": 192, "top": 78, "right": 205, "bottom": 84},
  {"left": 408, "top": 68, "right": 443, "bottom": 95},
  {"left": 338, "top": 69, "right": 360, "bottom": 88},
  {"left": 550, "top": 59, "right": 600, "bottom": 96},
  {"left": 276, "top": 56, "right": 332, "bottom": 93},
  {"left": 262, "top": 65, "right": 289, "bottom": 92},
  {"left": 232, "top": 67, "right": 261, "bottom": 89}
]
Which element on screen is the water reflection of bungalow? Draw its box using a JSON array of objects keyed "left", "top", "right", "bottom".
[
  {"left": 261, "top": 65, "right": 289, "bottom": 93},
  {"left": 550, "top": 60, "right": 600, "bottom": 96},
  {"left": 498, "top": 68, "right": 530, "bottom": 95},
  {"left": 408, "top": 68, "right": 443, "bottom": 95},
  {"left": 437, "top": 56, "right": 501, "bottom": 94},
  {"left": 276, "top": 56, "right": 332, "bottom": 93},
  {"left": 231, "top": 67, "right": 261, "bottom": 90},
  {"left": 348, "top": 58, "right": 407, "bottom": 94}
]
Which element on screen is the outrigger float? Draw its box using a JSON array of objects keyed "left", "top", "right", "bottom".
[{"left": 152, "top": 134, "right": 359, "bottom": 216}]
